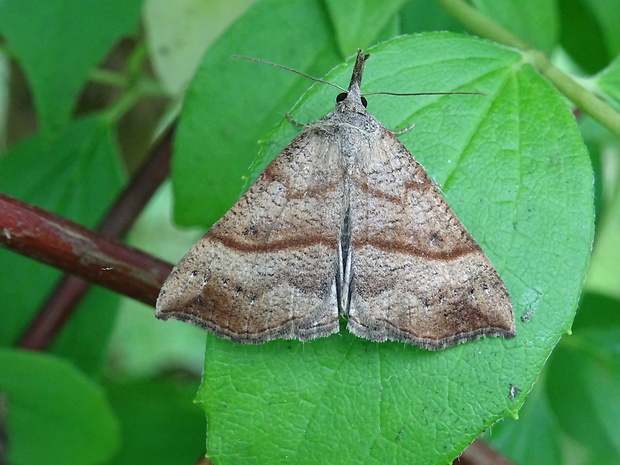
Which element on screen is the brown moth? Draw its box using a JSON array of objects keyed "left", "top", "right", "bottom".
[{"left": 155, "top": 50, "right": 515, "bottom": 350}]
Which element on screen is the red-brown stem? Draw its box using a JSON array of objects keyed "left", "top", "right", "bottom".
[
  {"left": 455, "top": 438, "right": 515, "bottom": 465},
  {"left": 0, "top": 193, "right": 172, "bottom": 306},
  {"left": 1, "top": 126, "right": 176, "bottom": 350}
]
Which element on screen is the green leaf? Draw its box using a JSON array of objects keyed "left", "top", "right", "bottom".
[
  {"left": 586, "top": 146, "right": 620, "bottom": 298},
  {"left": 143, "top": 0, "right": 258, "bottom": 95},
  {"left": 0, "top": 0, "right": 142, "bottom": 132},
  {"left": 558, "top": 0, "right": 614, "bottom": 73},
  {"left": 194, "top": 33, "right": 594, "bottom": 465},
  {"left": 103, "top": 377, "right": 205, "bottom": 465},
  {"left": 0, "top": 116, "right": 125, "bottom": 372},
  {"left": 172, "top": 0, "right": 342, "bottom": 227},
  {"left": 323, "top": 0, "right": 410, "bottom": 56},
  {"left": 545, "top": 295, "right": 620, "bottom": 462},
  {"left": 399, "top": 0, "right": 466, "bottom": 34},
  {"left": 0, "top": 348, "right": 119, "bottom": 465},
  {"left": 583, "top": 0, "right": 620, "bottom": 58},
  {"left": 594, "top": 55, "right": 620, "bottom": 110},
  {"left": 488, "top": 293, "right": 620, "bottom": 464},
  {"left": 52, "top": 289, "right": 122, "bottom": 376},
  {"left": 485, "top": 374, "right": 564, "bottom": 463},
  {"left": 472, "top": 0, "right": 559, "bottom": 54}
]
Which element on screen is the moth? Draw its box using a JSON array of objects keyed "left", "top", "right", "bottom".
[{"left": 155, "top": 50, "right": 515, "bottom": 350}]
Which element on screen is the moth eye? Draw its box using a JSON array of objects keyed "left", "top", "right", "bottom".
[
  {"left": 336, "top": 92, "right": 347, "bottom": 103},
  {"left": 361, "top": 96, "right": 368, "bottom": 108}
]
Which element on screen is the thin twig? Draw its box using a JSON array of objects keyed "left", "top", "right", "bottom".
[
  {"left": 455, "top": 438, "right": 515, "bottom": 465},
  {"left": 0, "top": 194, "right": 172, "bottom": 306},
  {"left": 0, "top": 126, "right": 175, "bottom": 350}
]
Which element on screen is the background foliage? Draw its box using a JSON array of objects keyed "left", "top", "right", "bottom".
[{"left": 0, "top": 1, "right": 618, "bottom": 464}]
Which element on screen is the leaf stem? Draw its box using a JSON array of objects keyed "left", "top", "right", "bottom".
[
  {"left": 90, "top": 40, "right": 167, "bottom": 124},
  {"left": 437, "top": 0, "right": 530, "bottom": 49},
  {"left": 438, "top": 0, "right": 620, "bottom": 136},
  {"left": 531, "top": 51, "right": 620, "bottom": 135}
]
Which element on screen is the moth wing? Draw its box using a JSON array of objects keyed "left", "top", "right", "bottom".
[
  {"left": 347, "top": 129, "right": 515, "bottom": 349},
  {"left": 156, "top": 129, "right": 345, "bottom": 343}
]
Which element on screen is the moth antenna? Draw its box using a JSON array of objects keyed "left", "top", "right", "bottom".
[
  {"left": 364, "top": 91, "right": 487, "bottom": 97},
  {"left": 232, "top": 55, "right": 347, "bottom": 92},
  {"left": 233, "top": 55, "right": 486, "bottom": 98}
]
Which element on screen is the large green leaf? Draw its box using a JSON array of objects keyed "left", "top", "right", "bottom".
[
  {"left": 0, "top": 349, "right": 119, "bottom": 465},
  {"left": 103, "top": 377, "right": 205, "bottom": 465},
  {"left": 172, "top": 0, "right": 342, "bottom": 227},
  {"left": 323, "top": 0, "right": 410, "bottom": 56},
  {"left": 187, "top": 33, "right": 594, "bottom": 465}
]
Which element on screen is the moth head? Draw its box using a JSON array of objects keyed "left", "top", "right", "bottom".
[{"left": 336, "top": 92, "right": 368, "bottom": 108}]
